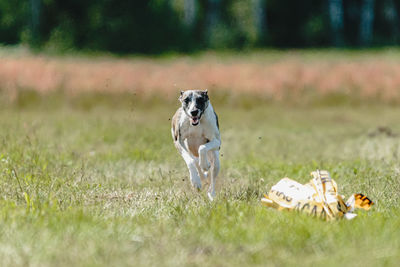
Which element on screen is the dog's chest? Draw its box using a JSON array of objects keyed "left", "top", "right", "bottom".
[
  {"left": 178, "top": 109, "right": 218, "bottom": 157},
  {"left": 185, "top": 125, "right": 208, "bottom": 157}
]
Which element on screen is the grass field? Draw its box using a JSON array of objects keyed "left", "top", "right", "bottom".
[
  {"left": 0, "top": 98, "right": 399, "bottom": 266},
  {"left": 0, "top": 49, "right": 400, "bottom": 266}
]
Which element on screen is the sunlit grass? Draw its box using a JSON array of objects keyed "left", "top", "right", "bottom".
[{"left": 0, "top": 98, "right": 399, "bottom": 266}]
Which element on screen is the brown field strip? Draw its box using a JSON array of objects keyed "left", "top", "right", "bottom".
[{"left": 1, "top": 52, "right": 400, "bottom": 101}]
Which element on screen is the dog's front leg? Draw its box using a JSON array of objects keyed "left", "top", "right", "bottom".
[
  {"left": 186, "top": 157, "right": 202, "bottom": 190},
  {"left": 198, "top": 138, "right": 221, "bottom": 172},
  {"left": 177, "top": 142, "right": 202, "bottom": 190}
]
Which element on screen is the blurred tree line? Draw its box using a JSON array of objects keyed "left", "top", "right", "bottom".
[{"left": 0, "top": 0, "right": 399, "bottom": 53}]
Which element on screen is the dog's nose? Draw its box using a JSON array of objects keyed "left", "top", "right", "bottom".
[{"left": 191, "top": 110, "right": 199, "bottom": 116}]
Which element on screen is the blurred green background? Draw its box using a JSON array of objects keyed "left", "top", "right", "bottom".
[{"left": 1, "top": 0, "right": 399, "bottom": 53}]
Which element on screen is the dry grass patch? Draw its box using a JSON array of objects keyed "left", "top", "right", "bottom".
[{"left": 1, "top": 50, "right": 400, "bottom": 102}]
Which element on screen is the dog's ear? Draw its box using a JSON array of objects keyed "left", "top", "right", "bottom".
[
  {"left": 179, "top": 90, "right": 184, "bottom": 101},
  {"left": 202, "top": 90, "right": 209, "bottom": 100}
]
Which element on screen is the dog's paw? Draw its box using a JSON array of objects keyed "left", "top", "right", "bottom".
[
  {"left": 207, "top": 191, "right": 215, "bottom": 201},
  {"left": 190, "top": 177, "right": 202, "bottom": 190}
]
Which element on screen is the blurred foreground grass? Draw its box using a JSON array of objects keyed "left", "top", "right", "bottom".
[{"left": 0, "top": 92, "right": 399, "bottom": 266}]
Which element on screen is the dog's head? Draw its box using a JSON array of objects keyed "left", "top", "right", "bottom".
[{"left": 179, "top": 90, "right": 209, "bottom": 126}]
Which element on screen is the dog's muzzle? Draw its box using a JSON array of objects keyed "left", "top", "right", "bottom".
[
  {"left": 186, "top": 108, "right": 203, "bottom": 126},
  {"left": 189, "top": 110, "right": 203, "bottom": 126},
  {"left": 190, "top": 115, "right": 200, "bottom": 126}
]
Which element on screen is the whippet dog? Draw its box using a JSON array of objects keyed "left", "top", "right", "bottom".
[{"left": 171, "top": 90, "right": 221, "bottom": 200}]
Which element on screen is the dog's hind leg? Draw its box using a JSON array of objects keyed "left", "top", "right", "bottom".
[
  {"left": 207, "top": 150, "right": 220, "bottom": 201},
  {"left": 194, "top": 161, "right": 208, "bottom": 181}
]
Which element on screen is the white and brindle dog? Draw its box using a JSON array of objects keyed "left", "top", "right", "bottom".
[{"left": 171, "top": 90, "right": 221, "bottom": 200}]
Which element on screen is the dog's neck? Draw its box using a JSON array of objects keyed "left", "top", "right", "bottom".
[{"left": 203, "top": 102, "right": 213, "bottom": 115}]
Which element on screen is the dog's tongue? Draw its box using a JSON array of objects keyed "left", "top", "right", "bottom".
[{"left": 191, "top": 117, "right": 199, "bottom": 124}]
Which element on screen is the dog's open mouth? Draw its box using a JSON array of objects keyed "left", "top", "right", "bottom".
[{"left": 190, "top": 116, "right": 200, "bottom": 126}]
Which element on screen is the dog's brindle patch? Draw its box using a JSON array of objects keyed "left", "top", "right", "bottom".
[{"left": 171, "top": 108, "right": 181, "bottom": 142}]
